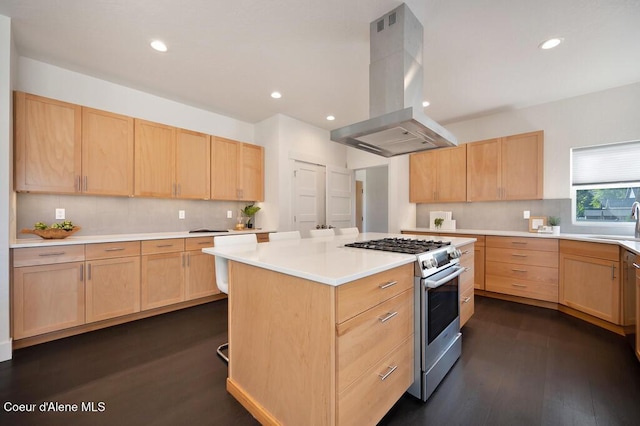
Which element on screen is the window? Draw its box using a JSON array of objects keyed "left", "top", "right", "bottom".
[{"left": 571, "top": 140, "right": 640, "bottom": 225}]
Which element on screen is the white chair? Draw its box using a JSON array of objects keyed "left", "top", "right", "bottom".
[
  {"left": 309, "top": 228, "right": 335, "bottom": 238},
  {"left": 336, "top": 227, "right": 359, "bottom": 236},
  {"left": 213, "top": 233, "right": 257, "bottom": 363},
  {"left": 268, "top": 230, "right": 301, "bottom": 241}
]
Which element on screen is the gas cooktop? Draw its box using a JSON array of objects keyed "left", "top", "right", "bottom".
[{"left": 344, "top": 237, "right": 451, "bottom": 255}]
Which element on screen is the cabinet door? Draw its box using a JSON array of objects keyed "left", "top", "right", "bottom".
[
  {"left": 409, "top": 151, "right": 437, "bottom": 203},
  {"left": 560, "top": 253, "right": 621, "bottom": 323},
  {"left": 141, "top": 252, "right": 185, "bottom": 310},
  {"left": 176, "top": 129, "right": 210, "bottom": 199},
  {"left": 185, "top": 251, "right": 218, "bottom": 300},
  {"left": 134, "top": 119, "right": 176, "bottom": 197},
  {"left": 466, "top": 138, "right": 500, "bottom": 201},
  {"left": 502, "top": 131, "right": 543, "bottom": 200},
  {"left": 211, "top": 137, "right": 240, "bottom": 200},
  {"left": 13, "top": 262, "right": 85, "bottom": 339},
  {"left": 82, "top": 107, "right": 134, "bottom": 196},
  {"left": 86, "top": 257, "right": 141, "bottom": 322},
  {"left": 436, "top": 145, "right": 467, "bottom": 202},
  {"left": 240, "top": 143, "right": 264, "bottom": 201},
  {"left": 14, "top": 92, "right": 82, "bottom": 193}
]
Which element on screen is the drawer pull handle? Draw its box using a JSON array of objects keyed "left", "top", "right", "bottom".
[
  {"left": 378, "top": 365, "right": 398, "bottom": 381},
  {"left": 38, "top": 252, "right": 66, "bottom": 257},
  {"left": 461, "top": 250, "right": 470, "bottom": 255},
  {"left": 462, "top": 297, "right": 471, "bottom": 303},
  {"left": 156, "top": 244, "right": 174, "bottom": 248},
  {"left": 511, "top": 268, "right": 527, "bottom": 272},
  {"left": 511, "top": 254, "right": 528, "bottom": 257},
  {"left": 511, "top": 241, "right": 527, "bottom": 245},
  {"left": 378, "top": 311, "right": 398, "bottom": 323},
  {"left": 198, "top": 241, "right": 212, "bottom": 245},
  {"left": 512, "top": 283, "right": 527, "bottom": 288},
  {"left": 379, "top": 280, "right": 398, "bottom": 289},
  {"left": 633, "top": 263, "right": 640, "bottom": 269},
  {"left": 464, "top": 267, "right": 471, "bottom": 272},
  {"left": 105, "top": 247, "right": 125, "bottom": 252}
]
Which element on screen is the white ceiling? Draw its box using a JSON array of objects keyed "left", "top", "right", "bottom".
[{"left": 1, "top": 0, "right": 640, "bottom": 130}]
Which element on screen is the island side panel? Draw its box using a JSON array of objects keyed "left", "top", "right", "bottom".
[{"left": 227, "top": 261, "right": 336, "bottom": 425}]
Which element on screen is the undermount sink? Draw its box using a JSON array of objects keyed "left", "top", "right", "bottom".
[{"left": 589, "top": 235, "right": 640, "bottom": 242}]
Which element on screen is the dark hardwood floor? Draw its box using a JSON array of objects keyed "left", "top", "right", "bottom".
[{"left": 1, "top": 296, "right": 639, "bottom": 426}]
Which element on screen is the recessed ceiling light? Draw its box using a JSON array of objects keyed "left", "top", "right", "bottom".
[
  {"left": 150, "top": 40, "right": 167, "bottom": 52},
  {"left": 326, "top": 115, "right": 335, "bottom": 121},
  {"left": 422, "top": 101, "right": 430, "bottom": 107},
  {"left": 270, "top": 91, "right": 282, "bottom": 99},
  {"left": 539, "top": 37, "right": 563, "bottom": 50}
]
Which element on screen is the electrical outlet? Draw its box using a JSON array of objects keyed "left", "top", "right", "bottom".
[
  {"left": 179, "top": 210, "right": 186, "bottom": 219},
  {"left": 523, "top": 210, "right": 530, "bottom": 219},
  {"left": 227, "top": 210, "right": 233, "bottom": 219},
  {"left": 55, "top": 208, "right": 65, "bottom": 220}
]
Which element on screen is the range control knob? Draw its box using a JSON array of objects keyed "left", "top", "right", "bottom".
[
  {"left": 449, "top": 248, "right": 462, "bottom": 259},
  {"left": 422, "top": 258, "right": 437, "bottom": 269}
]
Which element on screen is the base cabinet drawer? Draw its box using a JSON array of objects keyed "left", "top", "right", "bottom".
[
  {"left": 337, "top": 289, "right": 413, "bottom": 393},
  {"left": 486, "top": 275, "right": 558, "bottom": 302},
  {"left": 338, "top": 336, "right": 413, "bottom": 426},
  {"left": 486, "top": 261, "right": 558, "bottom": 284},
  {"left": 460, "top": 285, "right": 474, "bottom": 327}
]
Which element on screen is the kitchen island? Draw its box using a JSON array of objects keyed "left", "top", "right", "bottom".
[{"left": 203, "top": 232, "right": 475, "bottom": 425}]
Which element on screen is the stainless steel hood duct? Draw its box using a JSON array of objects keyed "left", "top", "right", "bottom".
[{"left": 330, "top": 3, "right": 457, "bottom": 157}]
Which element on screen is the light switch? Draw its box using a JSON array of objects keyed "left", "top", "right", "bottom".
[{"left": 55, "top": 208, "right": 65, "bottom": 220}]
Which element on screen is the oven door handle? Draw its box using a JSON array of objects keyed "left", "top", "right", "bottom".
[{"left": 424, "top": 265, "right": 465, "bottom": 289}]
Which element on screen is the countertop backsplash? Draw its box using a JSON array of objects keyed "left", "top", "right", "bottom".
[
  {"left": 416, "top": 198, "right": 636, "bottom": 237},
  {"left": 16, "top": 193, "right": 246, "bottom": 237}
]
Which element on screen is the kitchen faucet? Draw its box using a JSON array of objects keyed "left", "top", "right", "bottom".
[{"left": 632, "top": 201, "right": 640, "bottom": 238}]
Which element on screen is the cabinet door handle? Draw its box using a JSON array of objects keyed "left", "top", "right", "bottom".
[
  {"left": 512, "top": 283, "right": 527, "bottom": 288},
  {"left": 38, "top": 251, "right": 66, "bottom": 257},
  {"left": 462, "top": 297, "right": 471, "bottom": 304},
  {"left": 187, "top": 253, "right": 190, "bottom": 267},
  {"left": 611, "top": 264, "right": 616, "bottom": 279},
  {"left": 83, "top": 176, "right": 88, "bottom": 192},
  {"left": 80, "top": 264, "right": 84, "bottom": 281},
  {"left": 87, "top": 264, "right": 92, "bottom": 280},
  {"left": 378, "top": 312, "right": 398, "bottom": 323},
  {"left": 379, "top": 280, "right": 398, "bottom": 289},
  {"left": 378, "top": 365, "right": 398, "bottom": 381},
  {"left": 75, "top": 176, "right": 80, "bottom": 192},
  {"left": 104, "top": 247, "right": 125, "bottom": 252}
]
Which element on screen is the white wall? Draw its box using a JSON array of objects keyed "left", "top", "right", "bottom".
[
  {"left": 446, "top": 82, "right": 640, "bottom": 199},
  {"left": 363, "top": 166, "right": 389, "bottom": 232},
  {"left": 0, "top": 14, "right": 13, "bottom": 362},
  {"left": 17, "top": 57, "right": 256, "bottom": 144}
]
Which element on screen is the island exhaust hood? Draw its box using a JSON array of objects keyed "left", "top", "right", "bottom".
[{"left": 330, "top": 3, "right": 457, "bottom": 157}]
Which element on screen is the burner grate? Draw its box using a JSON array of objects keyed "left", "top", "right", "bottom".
[{"left": 345, "top": 237, "right": 450, "bottom": 254}]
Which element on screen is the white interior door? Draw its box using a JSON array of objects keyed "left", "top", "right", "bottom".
[
  {"left": 326, "top": 166, "right": 355, "bottom": 230},
  {"left": 293, "top": 161, "right": 325, "bottom": 237}
]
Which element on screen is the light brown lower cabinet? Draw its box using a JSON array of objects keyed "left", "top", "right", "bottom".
[
  {"left": 13, "top": 261, "right": 85, "bottom": 340},
  {"left": 227, "top": 262, "right": 414, "bottom": 426},
  {"left": 185, "top": 237, "right": 218, "bottom": 300},
  {"left": 559, "top": 240, "right": 621, "bottom": 324}
]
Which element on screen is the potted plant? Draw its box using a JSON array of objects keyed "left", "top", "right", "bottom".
[
  {"left": 434, "top": 217, "right": 444, "bottom": 230},
  {"left": 548, "top": 216, "right": 561, "bottom": 235},
  {"left": 242, "top": 203, "right": 261, "bottom": 228}
]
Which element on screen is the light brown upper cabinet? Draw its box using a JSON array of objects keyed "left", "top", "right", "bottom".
[
  {"left": 466, "top": 130, "right": 543, "bottom": 201},
  {"left": 82, "top": 107, "right": 134, "bottom": 196},
  {"left": 14, "top": 92, "right": 82, "bottom": 193},
  {"left": 134, "top": 119, "right": 177, "bottom": 198},
  {"left": 410, "top": 145, "right": 467, "bottom": 203},
  {"left": 211, "top": 137, "right": 264, "bottom": 201},
  {"left": 176, "top": 129, "right": 211, "bottom": 199}
]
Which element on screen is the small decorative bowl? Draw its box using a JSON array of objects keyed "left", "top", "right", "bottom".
[{"left": 21, "top": 226, "right": 81, "bottom": 240}]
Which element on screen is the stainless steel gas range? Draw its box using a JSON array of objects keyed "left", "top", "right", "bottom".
[{"left": 345, "top": 237, "right": 464, "bottom": 401}]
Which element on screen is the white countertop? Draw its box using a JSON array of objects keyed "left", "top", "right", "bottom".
[
  {"left": 202, "top": 232, "right": 476, "bottom": 286},
  {"left": 402, "top": 228, "right": 640, "bottom": 255},
  {"left": 10, "top": 229, "right": 276, "bottom": 249}
]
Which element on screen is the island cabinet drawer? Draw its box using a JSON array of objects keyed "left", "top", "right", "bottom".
[
  {"left": 141, "top": 238, "right": 185, "bottom": 255},
  {"left": 486, "top": 275, "right": 558, "bottom": 302},
  {"left": 336, "top": 289, "right": 413, "bottom": 394},
  {"left": 85, "top": 241, "right": 140, "bottom": 260},
  {"left": 486, "top": 261, "right": 558, "bottom": 284},
  {"left": 338, "top": 336, "right": 413, "bottom": 426},
  {"left": 336, "top": 263, "right": 413, "bottom": 324},
  {"left": 255, "top": 233, "right": 269, "bottom": 243},
  {"left": 13, "top": 245, "right": 85, "bottom": 267},
  {"left": 487, "top": 236, "right": 558, "bottom": 252},
  {"left": 460, "top": 285, "right": 474, "bottom": 327},
  {"left": 185, "top": 236, "right": 213, "bottom": 251},
  {"left": 486, "top": 247, "right": 558, "bottom": 268}
]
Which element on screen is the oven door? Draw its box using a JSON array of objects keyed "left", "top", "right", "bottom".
[{"left": 422, "top": 265, "right": 463, "bottom": 369}]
